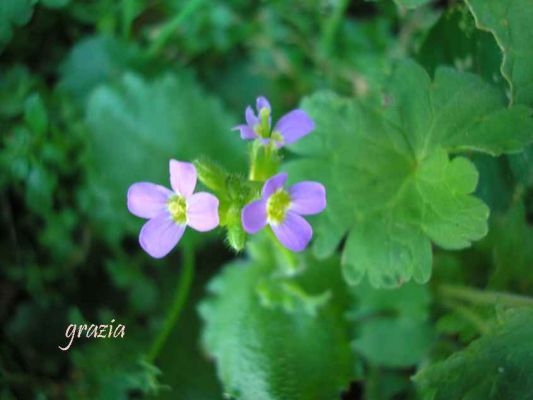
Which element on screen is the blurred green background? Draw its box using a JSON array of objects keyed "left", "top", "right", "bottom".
[{"left": 1, "top": 0, "right": 532, "bottom": 399}]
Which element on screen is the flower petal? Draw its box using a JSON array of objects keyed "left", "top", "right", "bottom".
[
  {"left": 170, "top": 160, "right": 197, "bottom": 197},
  {"left": 232, "top": 124, "right": 259, "bottom": 140},
  {"left": 262, "top": 172, "right": 288, "bottom": 198},
  {"left": 127, "top": 182, "right": 172, "bottom": 219},
  {"left": 274, "top": 109, "right": 314, "bottom": 145},
  {"left": 186, "top": 192, "right": 219, "bottom": 232},
  {"left": 256, "top": 96, "right": 271, "bottom": 113},
  {"left": 245, "top": 106, "right": 258, "bottom": 126},
  {"left": 289, "top": 182, "right": 326, "bottom": 215},
  {"left": 271, "top": 211, "right": 312, "bottom": 252},
  {"left": 139, "top": 213, "right": 185, "bottom": 258},
  {"left": 241, "top": 199, "right": 267, "bottom": 234}
]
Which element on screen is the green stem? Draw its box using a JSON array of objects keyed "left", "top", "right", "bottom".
[
  {"left": 267, "top": 228, "right": 299, "bottom": 275},
  {"left": 121, "top": 0, "right": 136, "bottom": 39},
  {"left": 248, "top": 142, "right": 280, "bottom": 182},
  {"left": 147, "top": 0, "right": 204, "bottom": 57},
  {"left": 441, "top": 299, "right": 490, "bottom": 334},
  {"left": 145, "top": 244, "right": 195, "bottom": 363},
  {"left": 319, "top": 0, "right": 350, "bottom": 57},
  {"left": 439, "top": 284, "right": 533, "bottom": 308}
]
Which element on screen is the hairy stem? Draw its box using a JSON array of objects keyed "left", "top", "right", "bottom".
[
  {"left": 248, "top": 142, "right": 280, "bottom": 182},
  {"left": 145, "top": 244, "right": 195, "bottom": 363},
  {"left": 439, "top": 284, "right": 533, "bottom": 308}
]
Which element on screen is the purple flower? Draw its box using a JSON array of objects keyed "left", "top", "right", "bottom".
[
  {"left": 127, "top": 160, "right": 219, "bottom": 258},
  {"left": 233, "top": 96, "right": 315, "bottom": 148},
  {"left": 241, "top": 172, "right": 326, "bottom": 252}
]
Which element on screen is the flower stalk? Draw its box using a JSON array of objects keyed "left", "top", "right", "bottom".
[
  {"left": 145, "top": 243, "right": 195, "bottom": 363},
  {"left": 438, "top": 284, "right": 533, "bottom": 308}
]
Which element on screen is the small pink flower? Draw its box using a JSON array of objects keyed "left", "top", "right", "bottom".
[
  {"left": 233, "top": 96, "right": 315, "bottom": 148},
  {"left": 127, "top": 160, "right": 219, "bottom": 258},
  {"left": 241, "top": 172, "right": 326, "bottom": 252}
]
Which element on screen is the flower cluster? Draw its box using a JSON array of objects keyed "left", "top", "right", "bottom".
[{"left": 127, "top": 96, "right": 326, "bottom": 258}]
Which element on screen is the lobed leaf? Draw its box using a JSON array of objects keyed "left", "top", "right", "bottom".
[{"left": 285, "top": 60, "right": 533, "bottom": 287}]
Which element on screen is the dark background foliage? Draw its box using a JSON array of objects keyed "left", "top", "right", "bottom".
[{"left": 1, "top": 0, "right": 532, "bottom": 399}]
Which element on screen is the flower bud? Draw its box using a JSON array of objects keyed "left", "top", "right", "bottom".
[{"left": 193, "top": 158, "right": 228, "bottom": 194}]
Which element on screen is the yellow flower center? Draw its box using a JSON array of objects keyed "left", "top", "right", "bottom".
[
  {"left": 266, "top": 189, "right": 291, "bottom": 225},
  {"left": 167, "top": 195, "right": 187, "bottom": 224}
]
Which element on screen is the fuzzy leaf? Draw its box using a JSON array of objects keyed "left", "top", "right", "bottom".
[
  {"left": 414, "top": 308, "right": 533, "bottom": 399},
  {"left": 466, "top": 0, "right": 533, "bottom": 105},
  {"left": 285, "top": 60, "right": 533, "bottom": 287},
  {"left": 60, "top": 35, "right": 143, "bottom": 104},
  {"left": 85, "top": 72, "right": 246, "bottom": 242},
  {"left": 199, "top": 239, "right": 355, "bottom": 400}
]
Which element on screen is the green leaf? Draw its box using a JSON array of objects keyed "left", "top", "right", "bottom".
[
  {"left": 40, "top": 0, "right": 70, "bottom": 8},
  {"left": 59, "top": 35, "right": 143, "bottom": 104},
  {"left": 0, "top": 0, "right": 34, "bottom": 50},
  {"left": 466, "top": 0, "right": 533, "bottom": 105},
  {"left": 0, "top": 65, "right": 37, "bottom": 118},
  {"left": 24, "top": 93, "right": 48, "bottom": 136},
  {"left": 199, "top": 239, "right": 355, "bottom": 400},
  {"left": 25, "top": 163, "right": 57, "bottom": 215},
  {"left": 414, "top": 308, "right": 533, "bottom": 399},
  {"left": 67, "top": 342, "right": 166, "bottom": 399},
  {"left": 487, "top": 202, "right": 533, "bottom": 292},
  {"left": 394, "top": 0, "right": 431, "bottom": 9},
  {"left": 351, "top": 282, "right": 433, "bottom": 367},
  {"left": 84, "top": 72, "right": 246, "bottom": 242},
  {"left": 417, "top": 5, "right": 503, "bottom": 87},
  {"left": 509, "top": 146, "right": 533, "bottom": 188},
  {"left": 285, "top": 60, "right": 533, "bottom": 287}
]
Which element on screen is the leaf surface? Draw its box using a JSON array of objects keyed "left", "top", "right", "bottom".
[
  {"left": 414, "top": 308, "right": 533, "bottom": 400},
  {"left": 285, "top": 60, "right": 533, "bottom": 287},
  {"left": 199, "top": 239, "right": 355, "bottom": 400},
  {"left": 466, "top": 0, "right": 533, "bottom": 105}
]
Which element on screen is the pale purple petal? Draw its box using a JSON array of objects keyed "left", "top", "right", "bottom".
[
  {"left": 274, "top": 109, "right": 314, "bottom": 145},
  {"left": 262, "top": 172, "right": 288, "bottom": 198},
  {"left": 241, "top": 199, "right": 267, "bottom": 234},
  {"left": 256, "top": 96, "right": 271, "bottom": 113},
  {"left": 271, "top": 211, "right": 313, "bottom": 252},
  {"left": 186, "top": 192, "right": 219, "bottom": 232},
  {"left": 245, "top": 106, "right": 259, "bottom": 126},
  {"left": 232, "top": 124, "right": 259, "bottom": 140},
  {"left": 139, "top": 213, "right": 185, "bottom": 258},
  {"left": 170, "top": 160, "right": 197, "bottom": 197},
  {"left": 289, "top": 182, "right": 326, "bottom": 215},
  {"left": 127, "top": 182, "right": 172, "bottom": 219}
]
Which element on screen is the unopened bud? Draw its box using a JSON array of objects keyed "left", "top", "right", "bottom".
[{"left": 193, "top": 158, "right": 228, "bottom": 194}]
